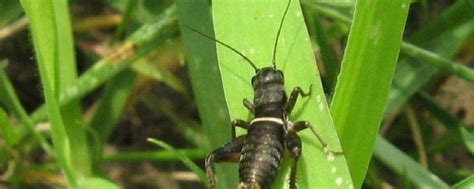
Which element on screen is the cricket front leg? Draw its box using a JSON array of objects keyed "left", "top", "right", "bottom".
[
  {"left": 206, "top": 135, "right": 246, "bottom": 189},
  {"left": 285, "top": 85, "right": 313, "bottom": 114}
]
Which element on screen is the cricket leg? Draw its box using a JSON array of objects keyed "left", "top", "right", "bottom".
[
  {"left": 206, "top": 135, "right": 246, "bottom": 189},
  {"left": 285, "top": 85, "right": 313, "bottom": 114},
  {"left": 291, "top": 121, "right": 342, "bottom": 154},
  {"left": 285, "top": 131, "right": 302, "bottom": 189},
  {"left": 231, "top": 119, "right": 250, "bottom": 139}
]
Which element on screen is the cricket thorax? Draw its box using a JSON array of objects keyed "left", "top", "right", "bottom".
[{"left": 252, "top": 67, "right": 287, "bottom": 107}]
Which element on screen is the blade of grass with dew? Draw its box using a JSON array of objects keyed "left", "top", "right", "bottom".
[
  {"left": 101, "top": 149, "right": 207, "bottom": 163},
  {"left": 20, "top": 0, "right": 78, "bottom": 185},
  {"left": 0, "top": 62, "right": 53, "bottom": 153},
  {"left": 214, "top": 0, "right": 352, "bottom": 188},
  {"left": 330, "top": 0, "right": 410, "bottom": 187},
  {"left": 374, "top": 137, "right": 449, "bottom": 188},
  {"left": 176, "top": 0, "right": 237, "bottom": 188},
  {"left": 0, "top": 107, "right": 17, "bottom": 146},
  {"left": 148, "top": 138, "right": 208, "bottom": 185},
  {"left": 27, "top": 6, "right": 177, "bottom": 123}
]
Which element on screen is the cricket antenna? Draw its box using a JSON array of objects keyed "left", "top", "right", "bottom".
[
  {"left": 271, "top": 0, "right": 292, "bottom": 69},
  {"left": 182, "top": 25, "right": 259, "bottom": 72}
]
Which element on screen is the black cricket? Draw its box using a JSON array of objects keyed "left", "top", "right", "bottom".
[{"left": 184, "top": 0, "right": 340, "bottom": 188}]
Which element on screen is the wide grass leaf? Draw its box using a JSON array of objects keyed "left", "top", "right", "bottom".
[
  {"left": 213, "top": 0, "right": 352, "bottom": 188},
  {"left": 330, "top": 0, "right": 410, "bottom": 188},
  {"left": 177, "top": 0, "right": 237, "bottom": 188}
]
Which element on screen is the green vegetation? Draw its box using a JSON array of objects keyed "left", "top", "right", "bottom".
[{"left": 0, "top": 0, "right": 472, "bottom": 188}]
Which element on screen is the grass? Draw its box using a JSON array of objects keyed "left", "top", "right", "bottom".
[
  {"left": 0, "top": 0, "right": 473, "bottom": 188},
  {"left": 330, "top": 0, "right": 410, "bottom": 187}
]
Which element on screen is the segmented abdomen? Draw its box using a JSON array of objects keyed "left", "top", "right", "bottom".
[{"left": 238, "top": 122, "right": 285, "bottom": 189}]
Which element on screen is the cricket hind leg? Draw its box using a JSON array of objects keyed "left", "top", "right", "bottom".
[
  {"left": 285, "top": 131, "right": 302, "bottom": 189},
  {"left": 206, "top": 135, "right": 246, "bottom": 189}
]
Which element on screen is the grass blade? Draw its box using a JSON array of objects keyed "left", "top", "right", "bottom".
[
  {"left": 148, "top": 138, "right": 208, "bottom": 185},
  {"left": 53, "top": 0, "right": 92, "bottom": 178},
  {"left": 0, "top": 62, "right": 53, "bottom": 153},
  {"left": 330, "top": 0, "right": 410, "bottom": 187},
  {"left": 400, "top": 42, "right": 474, "bottom": 83},
  {"left": 28, "top": 6, "right": 177, "bottom": 123},
  {"left": 306, "top": 8, "right": 339, "bottom": 92},
  {"left": 176, "top": 0, "right": 238, "bottom": 187},
  {"left": 19, "top": 0, "right": 78, "bottom": 184},
  {"left": 0, "top": 107, "right": 17, "bottom": 146},
  {"left": 90, "top": 69, "right": 137, "bottom": 144},
  {"left": 384, "top": 22, "right": 474, "bottom": 118},
  {"left": 101, "top": 149, "right": 207, "bottom": 162},
  {"left": 374, "top": 137, "right": 449, "bottom": 188},
  {"left": 452, "top": 175, "right": 474, "bottom": 189}
]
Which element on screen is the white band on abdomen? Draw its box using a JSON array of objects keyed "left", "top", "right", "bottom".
[{"left": 250, "top": 117, "right": 285, "bottom": 125}]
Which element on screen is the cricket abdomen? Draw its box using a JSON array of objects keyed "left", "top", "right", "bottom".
[{"left": 238, "top": 122, "right": 285, "bottom": 189}]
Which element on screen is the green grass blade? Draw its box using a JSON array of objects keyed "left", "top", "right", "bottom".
[
  {"left": 212, "top": 0, "right": 352, "bottom": 188},
  {"left": 384, "top": 22, "right": 474, "bottom": 118},
  {"left": 330, "top": 0, "right": 410, "bottom": 188},
  {"left": 0, "top": 0, "right": 22, "bottom": 28},
  {"left": 90, "top": 69, "right": 137, "bottom": 144},
  {"left": 303, "top": 2, "right": 471, "bottom": 187},
  {"left": 53, "top": 0, "right": 92, "bottom": 178},
  {"left": 400, "top": 42, "right": 474, "bottom": 83},
  {"left": 0, "top": 107, "right": 18, "bottom": 146},
  {"left": 131, "top": 61, "right": 186, "bottom": 95},
  {"left": 0, "top": 62, "right": 53, "bottom": 153},
  {"left": 452, "top": 175, "right": 474, "bottom": 189},
  {"left": 28, "top": 6, "right": 177, "bottom": 123},
  {"left": 176, "top": 0, "right": 237, "bottom": 188},
  {"left": 89, "top": 69, "right": 137, "bottom": 168},
  {"left": 101, "top": 149, "right": 207, "bottom": 162},
  {"left": 142, "top": 97, "right": 209, "bottom": 149},
  {"left": 109, "top": 0, "right": 136, "bottom": 44},
  {"left": 19, "top": 0, "right": 77, "bottom": 184},
  {"left": 148, "top": 138, "right": 208, "bottom": 185},
  {"left": 374, "top": 137, "right": 449, "bottom": 188},
  {"left": 307, "top": 8, "right": 339, "bottom": 92},
  {"left": 409, "top": 0, "right": 474, "bottom": 44},
  {"left": 77, "top": 177, "right": 119, "bottom": 189}
]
